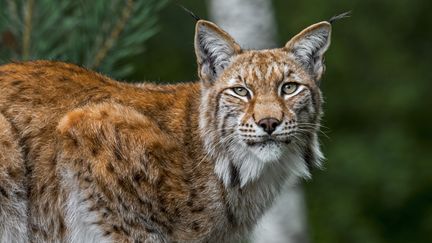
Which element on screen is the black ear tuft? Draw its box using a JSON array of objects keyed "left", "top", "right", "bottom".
[
  {"left": 178, "top": 4, "right": 201, "bottom": 21},
  {"left": 329, "top": 11, "right": 352, "bottom": 24}
]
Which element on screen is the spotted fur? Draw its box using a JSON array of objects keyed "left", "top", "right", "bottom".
[{"left": 0, "top": 19, "right": 332, "bottom": 242}]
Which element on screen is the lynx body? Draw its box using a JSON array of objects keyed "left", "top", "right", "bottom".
[{"left": 0, "top": 19, "right": 332, "bottom": 242}]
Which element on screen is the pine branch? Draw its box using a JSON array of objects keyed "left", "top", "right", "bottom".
[
  {"left": 23, "top": 0, "right": 34, "bottom": 60},
  {"left": 91, "top": 0, "right": 134, "bottom": 69},
  {"left": 0, "top": 0, "right": 168, "bottom": 78}
]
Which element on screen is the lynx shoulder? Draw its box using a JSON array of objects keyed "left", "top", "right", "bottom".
[{"left": 0, "top": 19, "right": 332, "bottom": 242}]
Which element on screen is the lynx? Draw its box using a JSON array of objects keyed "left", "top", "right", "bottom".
[{"left": 0, "top": 18, "right": 332, "bottom": 242}]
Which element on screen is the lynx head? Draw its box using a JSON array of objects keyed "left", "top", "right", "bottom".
[{"left": 195, "top": 20, "right": 330, "bottom": 187}]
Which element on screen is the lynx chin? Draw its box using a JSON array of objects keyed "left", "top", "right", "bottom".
[{"left": 0, "top": 18, "right": 333, "bottom": 242}]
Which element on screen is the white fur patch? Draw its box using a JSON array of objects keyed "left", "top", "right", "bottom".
[
  {"left": 0, "top": 192, "right": 28, "bottom": 243},
  {"left": 62, "top": 170, "right": 111, "bottom": 243},
  {"left": 215, "top": 138, "right": 308, "bottom": 188},
  {"left": 251, "top": 184, "right": 308, "bottom": 243},
  {"left": 311, "top": 133, "right": 324, "bottom": 168}
]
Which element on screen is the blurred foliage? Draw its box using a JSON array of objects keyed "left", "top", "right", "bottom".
[
  {"left": 135, "top": 0, "right": 432, "bottom": 242},
  {"left": 128, "top": 0, "right": 208, "bottom": 83},
  {"left": 0, "top": 0, "right": 167, "bottom": 78},
  {"left": 1, "top": 0, "right": 431, "bottom": 242}
]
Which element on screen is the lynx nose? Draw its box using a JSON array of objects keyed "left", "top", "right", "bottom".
[{"left": 257, "top": 118, "right": 281, "bottom": 135}]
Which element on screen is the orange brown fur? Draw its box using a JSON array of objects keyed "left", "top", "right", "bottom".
[{"left": 0, "top": 19, "right": 333, "bottom": 242}]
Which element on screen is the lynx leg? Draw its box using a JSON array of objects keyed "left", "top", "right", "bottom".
[
  {"left": 56, "top": 103, "right": 169, "bottom": 242},
  {"left": 0, "top": 113, "right": 28, "bottom": 242}
]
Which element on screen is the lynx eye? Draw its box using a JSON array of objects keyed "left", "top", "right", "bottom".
[
  {"left": 232, "top": 87, "right": 249, "bottom": 97},
  {"left": 281, "top": 82, "right": 299, "bottom": 95}
]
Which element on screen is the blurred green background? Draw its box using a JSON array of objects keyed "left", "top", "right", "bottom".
[{"left": 1, "top": 0, "right": 431, "bottom": 242}]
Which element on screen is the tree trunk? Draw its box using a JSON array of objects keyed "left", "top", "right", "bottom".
[{"left": 207, "top": 1, "right": 309, "bottom": 242}]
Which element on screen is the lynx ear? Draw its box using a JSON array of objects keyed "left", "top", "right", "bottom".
[
  {"left": 285, "top": 22, "right": 331, "bottom": 81},
  {"left": 194, "top": 20, "right": 241, "bottom": 83}
]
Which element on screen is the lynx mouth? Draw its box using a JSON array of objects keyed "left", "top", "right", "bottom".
[{"left": 245, "top": 138, "right": 291, "bottom": 147}]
